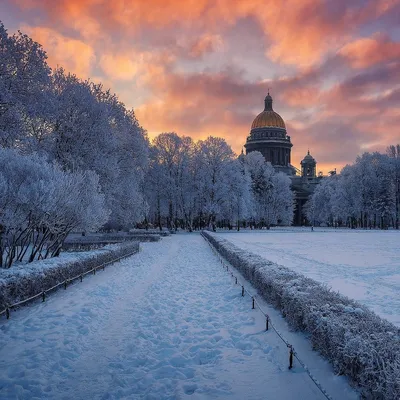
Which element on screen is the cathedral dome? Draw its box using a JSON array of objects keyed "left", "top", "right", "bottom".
[
  {"left": 251, "top": 111, "right": 286, "bottom": 129},
  {"left": 301, "top": 150, "right": 316, "bottom": 164},
  {"left": 251, "top": 93, "right": 286, "bottom": 129}
]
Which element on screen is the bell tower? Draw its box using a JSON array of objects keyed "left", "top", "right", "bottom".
[{"left": 301, "top": 150, "right": 317, "bottom": 178}]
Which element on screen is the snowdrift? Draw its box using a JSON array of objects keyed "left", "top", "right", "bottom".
[
  {"left": 0, "top": 241, "right": 140, "bottom": 312},
  {"left": 203, "top": 231, "right": 400, "bottom": 400}
]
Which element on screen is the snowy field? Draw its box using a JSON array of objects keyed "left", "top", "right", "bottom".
[
  {"left": 0, "top": 234, "right": 358, "bottom": 399},
  {"left": 215, "top": 228, "right": 400, "bottom": 327}
]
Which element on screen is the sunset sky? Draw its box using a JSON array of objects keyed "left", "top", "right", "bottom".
[{"left": 1, "top": 0, "right": 399, "bottom": 173}]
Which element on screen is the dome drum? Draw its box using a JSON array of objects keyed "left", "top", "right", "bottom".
[{"left": 247, "top": 127, "right": 290, "bottom": 142}]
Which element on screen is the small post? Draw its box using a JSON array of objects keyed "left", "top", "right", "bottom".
[
  {"left": 226, "top": 265, "right": 228, "bottom": 271},
  {"left": 241, "top": 286, "right": 244, "bottom": 297},
  {"left": 252, "top": 297, "right": 255, "bottom": 309},
  {"left": 266, "top": 316, "right": 269, "bottom": 331},
  {"left": 289, "top": 346, "right": 294, "bottom": 369},
  {"left": 42, "top": 292, "right": 46, "bottom": 302},
  {"left": 64, "top": 280, "right": 67, "bottom": 290},
  {"left": 93, "top": 268, "right": 96, "bottom": 275},
  {"left": 6, "top": 308, "right": 10, "bottom": 319},
  {"left": 102, "top": 264, "right": 105, "bottom": 271},
  {"left": 80, "top": 275, "right": 83, "bottom": 282},
  {"left": 235, "top": 277, "right": 238, "bottom": 284}
]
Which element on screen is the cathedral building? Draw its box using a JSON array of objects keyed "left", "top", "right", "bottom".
[{"left": 244, "top": 92, "right": 322, "bottom": 225}]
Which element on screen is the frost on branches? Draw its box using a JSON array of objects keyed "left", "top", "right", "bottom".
[
  {"left": 306, "top": 149, "right": 400, "bottom": 229},
  {"left": 0, "top": 22, "right": 148, "bottom": 267},
  {"left": 145, "top": 135, "right": 294, "bottom": 231},
  {"left": 0, "top": 149, "right": 109, "bottom": 268}
]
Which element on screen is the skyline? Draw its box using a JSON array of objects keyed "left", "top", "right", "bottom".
[{"left": 1, "top": 0, "right": 400, "bottom": 173}]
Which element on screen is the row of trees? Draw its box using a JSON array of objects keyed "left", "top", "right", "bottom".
[
  {"left": 306, "top": 146, "right": 400, "bottom": 229},
  {"left": 144, "top": 133, "right": 294, "bottom": 231},
  {"left": 0, "top": 22, "right": 148, "bottom": 267},
  {"left": 0, "top": 21, "right": 294, "bottom": 267}
]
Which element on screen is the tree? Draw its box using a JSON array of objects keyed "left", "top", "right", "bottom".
[
  {"left": 245, "top": 151, "right": 293, "bottom": 228},
  {"left": 220, "top": 159, "right": 252, "bottom": 230},
  {"left": 196, "top": 137, "right": 235, "bottom": 228},
  {"left": 0, "top": 22, "right": 52, "bottom": 149},
  {"left": 0, "top": 149, "right": 109, "bottom": 268},
  {"left": 307, "top": 150, "right": 398, "bottom": 229},
  {"left": 387, "top": 144, "right": 400, "bottom": 229}
]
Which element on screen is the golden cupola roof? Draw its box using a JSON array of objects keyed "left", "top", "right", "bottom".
[{"left": 251, "top": 93, "right": 286, "bottom": 130}]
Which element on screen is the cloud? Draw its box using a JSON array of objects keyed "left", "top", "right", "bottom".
[
  {"left": 99, "top": 53, "right": 141, "bottom": 81},
  {"left": 8, "top": 0, "right": 400, "bottom": 174},
  {"left": 14, "top": 0, "right": 400, "bottom": 67},
  {"left": 339, "top": 33, "right": 400, "bottom": 69},
  {"left": 135, "top": 55, "right": 400, "bottom": 172},
  {"left": 187, "top": 34, "right": 223, "bottom": 59},
  {"left": 25, "top": 26, "right": 95, "bottom": 77}
]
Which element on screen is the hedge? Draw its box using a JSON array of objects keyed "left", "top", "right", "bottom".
[
  {"left": 0, "top": 240, "right": 140, "bottom": 312},
  {"left": 203, "top": 231, "right": 400, "bottom": 399}
]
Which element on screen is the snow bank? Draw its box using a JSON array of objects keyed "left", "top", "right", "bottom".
[
  {"left": 0, "top": 241, "right": 140, "bottom": 312},
  {"left": 202, "top": 231, "right": 400, "bottom": 400}
]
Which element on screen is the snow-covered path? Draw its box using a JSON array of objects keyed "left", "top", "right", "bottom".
[{"left": 0, "top": 234, "right": 357, "bottom": 399}]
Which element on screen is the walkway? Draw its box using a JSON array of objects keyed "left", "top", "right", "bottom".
[{"left": 0, "top": 234, "right": 357, "bottom": 399}]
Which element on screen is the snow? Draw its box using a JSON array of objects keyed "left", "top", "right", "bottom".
[
  {"left": 0, "top": 233, "right": 358, "bottom": 399},
  {"left": 0, "top": 242, "right": 135, "bottom": 282},
  {"left": 214, "top": 227, "right": 400, "bottom": 327}
]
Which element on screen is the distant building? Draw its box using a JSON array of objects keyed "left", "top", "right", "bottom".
[{"left": 244, "top": 92, "right": 322, "bottom": 225}]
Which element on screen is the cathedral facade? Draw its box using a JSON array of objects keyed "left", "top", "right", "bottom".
[{"left": 244, "top": 93, "right": 321, "bottom": 225}]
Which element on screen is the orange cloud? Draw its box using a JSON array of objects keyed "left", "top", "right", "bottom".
[
  {"left": 26, "top": 26, "right": 95, "bottom": 77},
  {"left": 15, "top": 0, "right": 399, "bottom": 68},
  {"left": 10, "top": 0, "right": 400, "bottom": 174},
  {"left": 187, "top": 34, "right": 223, "bottom": 59},
  {"left": 339, "top": 33, "right": 400, "bottom": 69},
  {"left": 100, "top": 52, "right": 142, "bottom": 81},
  {"left": 280, "top": 86, "right": 321, "bottom": 107}
]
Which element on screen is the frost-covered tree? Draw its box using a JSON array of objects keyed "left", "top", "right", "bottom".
[
  {"left": 0, "top": 25, "right": 149, "bottom": 233},
  {"left": 196, "top": 137, "right": 235, "bottom": 228},
  {"left": 307, "top": 150, "right": 398, "bottom": 229},
  {"left": 0, "top": 149, "right": 109, "bottom": 268},
  {"left": 244, "top": 151, "right": 293, "bottom": 228},
  {"left": 387, "top": 144, "right": 400, "bottom": 229},
  {"left": 305, "top": 174, "right": 338, "bottom": 226},
  {"left": 0, "top": 22, "right": 52, "bottom": 149},
  {"left": 220, "top": 159, "right": 252, "bottom": 230},
  {"left": 151, "top": 132, "right": 183, "bottom": 230}
]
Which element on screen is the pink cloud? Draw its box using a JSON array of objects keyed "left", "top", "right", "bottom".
[
  {"left": 25, "top": 26, "right": 95, "bottom": 77},
  {"left": 339, "top": 33, "right": 400, "bottom": 69}
]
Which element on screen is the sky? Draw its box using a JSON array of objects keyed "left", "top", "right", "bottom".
[{"left": 1, "top": 0, "right": 399, "bottom": 174}]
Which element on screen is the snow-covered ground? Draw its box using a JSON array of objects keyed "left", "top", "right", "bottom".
[
  {"left": 0, "top": 234, "right": 358, "bottom": 399},
  {"left": 215, "top": 228, "right": 400, "bottom": 327}
]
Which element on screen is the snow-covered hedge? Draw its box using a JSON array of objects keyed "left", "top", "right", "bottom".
[
  {"left": 0, "top": 241, "right": 140, "bottom": 311},
  {"left": 129, "top": 229, "right": 171, "bottom": 237},
  {"left": 62, "top": 234, "right": 160, "bottom": 251},
  {"left": 203, "top": 231, "right": 400, "bottom": 400}
]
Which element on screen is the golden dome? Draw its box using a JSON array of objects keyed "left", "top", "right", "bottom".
[
  {"left": 251, "top": 110, "right": 286, "bottom": 129},
  {"left": 251, "top": 93, "right": 286, "bottom": 129}
]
